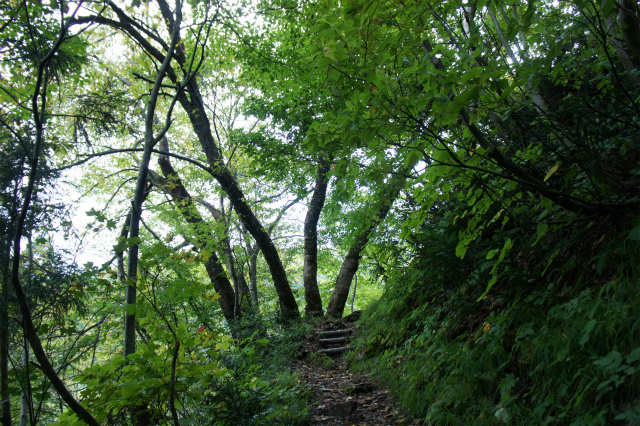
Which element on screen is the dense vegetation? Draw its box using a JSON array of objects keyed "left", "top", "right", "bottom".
[{"left": 0, "top": 0, "right": 638, "bottom": 425}]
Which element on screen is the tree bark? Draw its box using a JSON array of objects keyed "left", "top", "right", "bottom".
[
  {"left": 18, "top": 340, "right": 28, "bottom": 426},
  {"left": 249, "top": 252, "right": 258, "bottom": 305},
  {"left": 350, "top": 273, "right": 357, "bottom": 314},
  {"left": 116, "top": 212, "right": 132, "bottom": 283},
  {"left": 303, "top": 160, "right": 331, "bottom": 316}
]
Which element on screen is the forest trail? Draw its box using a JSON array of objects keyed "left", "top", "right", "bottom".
[{"left": 292, "top": 314, "right": 413, "bottom": 426}]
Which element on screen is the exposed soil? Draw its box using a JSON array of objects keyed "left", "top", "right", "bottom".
[{"left": 293, "top": 316, "right": 414, "bottom": 426}]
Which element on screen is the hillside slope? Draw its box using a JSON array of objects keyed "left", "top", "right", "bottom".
[{"left": 348, "top": 211, "right": 640, "bottom": 425}]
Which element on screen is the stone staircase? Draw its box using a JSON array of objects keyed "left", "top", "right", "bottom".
[{"left": 316, "top": 328, "right": 353, "bottom": 355}]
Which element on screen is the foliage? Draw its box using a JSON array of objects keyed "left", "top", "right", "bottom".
[
  {"left": 348, "top": 197, "right": 640, "bottom": 424},
  {"left": 1, "top": 0, "right": 639, "bottom": 424}
]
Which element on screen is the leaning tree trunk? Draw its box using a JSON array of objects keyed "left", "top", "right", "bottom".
[
  {"left": 151, "top": 155, "right": 237, "bottom": 321},
  {"left": 326, "top": 171, "right": 409, "bottom": 318},
  {"left": 303, "top": 160, "right": 331, "bottom": 316}
]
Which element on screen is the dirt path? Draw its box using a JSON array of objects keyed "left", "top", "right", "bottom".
[{"left": 292, "top": 319, "right": 410, "bottom": 426}]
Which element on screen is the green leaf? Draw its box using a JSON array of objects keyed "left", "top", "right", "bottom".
[
  {"left": 627, "top": 225, "right": 640, "bottom": 241},
  {"left": 542, "top": 249, "right": 560, "bottom": 276},
  {"left": 579, "top": 319, "right": 597, "bottom": 346},
  {"left": 121, "top": 382, "right": 141, "bottom": 399},
  {"left": 533, "top": 222, "right": 548, "bottom": 246},
  {"left": 126, "top": 304, "right": 136, "bottom": 315},
  {"left": 627, "top": 348, "right": 640, "bottom": 363},
  {"left": 543, "top": 162, "right": 560, "bottom": 182},
  {"left": 477, "top": 275, "right": 499, "bottom": 301},
  {"left": 455, "top": 240, "right": 468, "bottom": 259}
]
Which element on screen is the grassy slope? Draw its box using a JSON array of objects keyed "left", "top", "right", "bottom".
[{"left": 347, "top": 213, "right": 640, "bottom": 425}]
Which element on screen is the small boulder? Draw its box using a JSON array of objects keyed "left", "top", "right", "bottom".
[{"left": 326, "top": 400, "right": 358, "bottom": 417}]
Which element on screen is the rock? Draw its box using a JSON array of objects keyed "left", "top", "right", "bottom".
[
  {"left": 343, "top": 310, "right": 362, "bottom": 322},
  {"left": 326, "top": 401, "right": 358, "bottom": 417}
]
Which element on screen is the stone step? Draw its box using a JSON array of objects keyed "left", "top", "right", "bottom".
[
  {"left": 319, "top": 336, "right": 348, "bottom": 346},
  {"left": 315, "top": 329, "right": 351, "bottom": 337},
  {"left": 318, "top": 346, "right": 352, "bottom": 355}
]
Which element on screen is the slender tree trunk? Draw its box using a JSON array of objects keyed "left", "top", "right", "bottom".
[
  {"left": 234, "top": 269, "right": 252, "bottom": 311},
  {"left": 326, "top": 171, "right": 409, "bottom": 318},
  {"left": 196, "top": 198, "right": 254, "bottom": 312},
  {"left": 249, "top": 253, "right": 258, "bottom": 306},
  {"left": 124, "top": 10, "right": 181, "bottom": 425},
  {"left": 7, "top": 15, "right": 100, "bottom": 425},
  {"left": 116, "top": 212, "right": 132, "bottom": 283},
  {"left": 18, "top": 340, "right": 29, "bottom": 426},
  {"left": 303, "top": 160, "right": 330, "bottom": 316},
  {"left": 0, "top": 261, "right": 10, "bottom": 426}
]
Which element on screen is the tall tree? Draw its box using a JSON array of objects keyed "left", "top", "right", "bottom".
[
  {"left": 71, "top": 0, "right": 300, "bottom": 319},
  {"left": 303, "top": 159, "right": 331, "bottom": 316},
  {"left": 306, "top": 0, "right": 640, "bottom": 275},
  {"left": 0, "top": 1, "right": 100, "bottom": 424},
  {"left": 327, "top": 162, "right": 415, "bottom": 318}
]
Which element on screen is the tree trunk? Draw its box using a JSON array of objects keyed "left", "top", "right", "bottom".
[
  {"left": 326, "top": 171, "right": 408, "bottom": 318},
  {"left": 125, "top": 8, "right": 180, "bottom": 362},
  {"left": 7, "top": 18, "right": 100, "bottom": 426},
  {"left": 303, "top": 160, "right": 330, "bottom": 316},
  {"left": 116, "top": 212, "right": 132, "bottom": 283},
  {"left": 153, "top": 156, "right": 237, "bottom": 321},
  {"left": 100, "top": 0, "right": 300, "bottom": 319},
  {"left": 124, "top": 13, "right": 182, "bottom": 425},
  {"left": 249, "top": 253, "right": 258, "bottom": 305},
  {"left": 18, "top": 340, "right": 28, "bottom": 426},
  {"left": 0, "top": 261, "right": 10, "bottom": 426}
]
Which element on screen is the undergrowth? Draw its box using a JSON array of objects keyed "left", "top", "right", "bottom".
[
  {"left": 203, "top": 314, "right": 313, "bottom": 426},
  {"left": 348, "top": 208, "right": 640, "bottom": 425}
]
